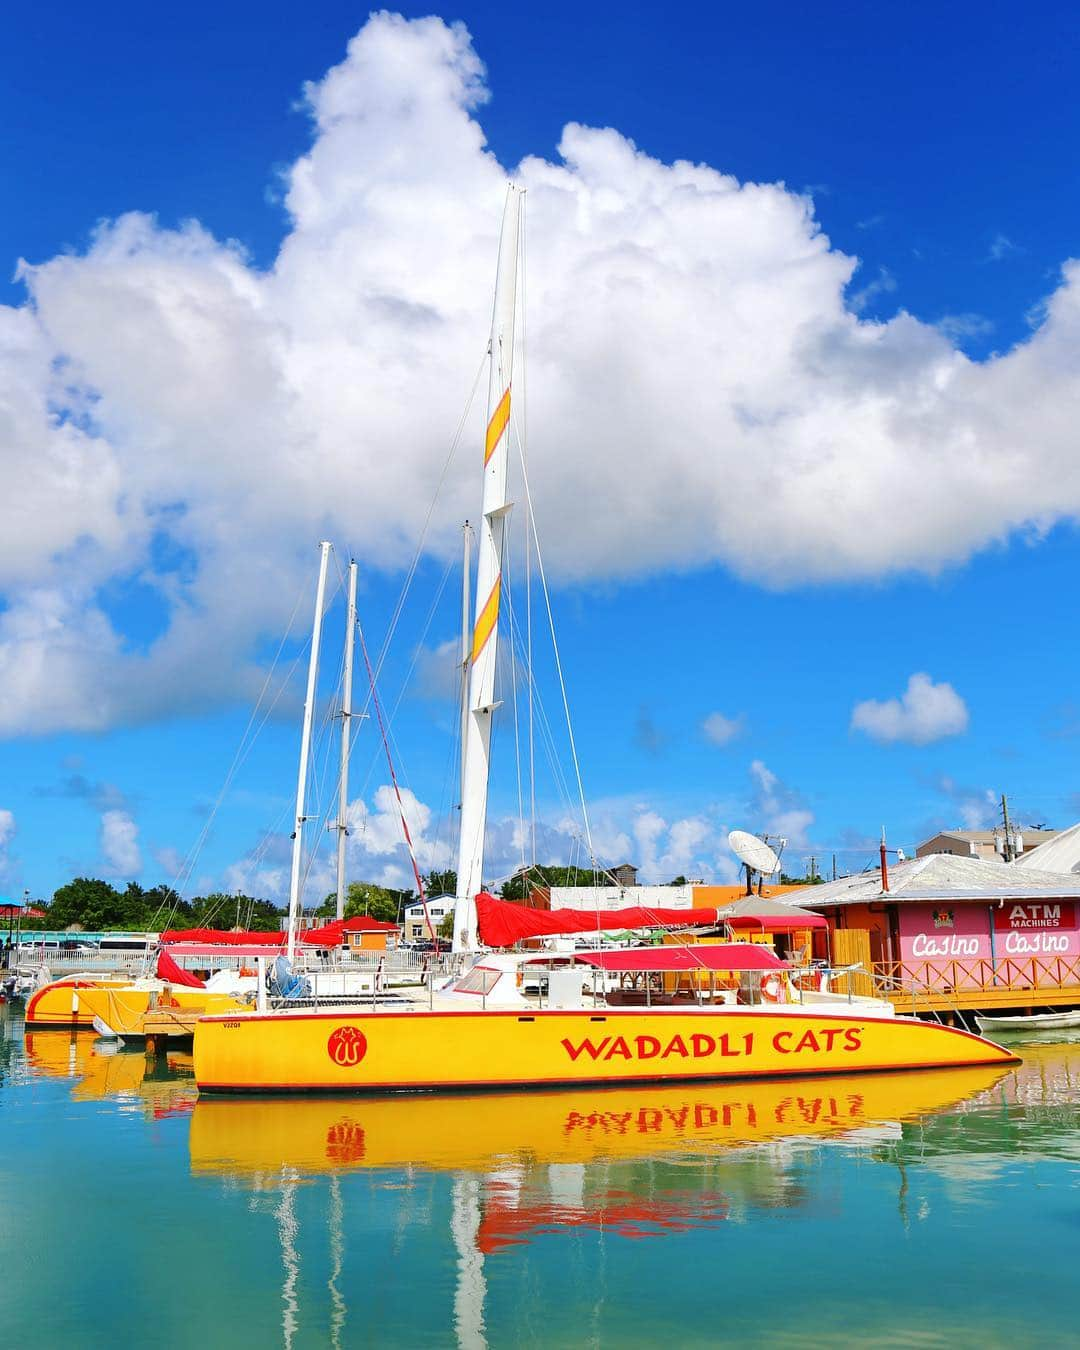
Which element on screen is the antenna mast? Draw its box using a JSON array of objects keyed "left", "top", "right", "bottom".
[
  {"left": 334, "top": 560, "right": 358, "bottom": 921},
  {"left": 454, "top": 185, "right": 522, "bottom": 952},
  {"left": 287, "top": 540, "right": 332, "bottom": 962}
]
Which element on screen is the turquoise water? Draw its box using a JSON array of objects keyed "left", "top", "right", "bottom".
[{"left": 2, "top": 1008, "right": 1078, "bottom": 1348}]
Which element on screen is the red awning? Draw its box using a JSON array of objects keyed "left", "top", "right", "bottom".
[
  {"left": 165, "top": 943, "right": 285, "bottom": 959},
  {"left": 573, "top": 945, "right": 788, "bottom": 973},
  {"left": 301, "top": 916, "right": 400, "bottom": 945},
  {"left": 725, "top": 913, "right": 826, "bottom": 932},
  {"left": 475, "top": 893, "right": 720, "bottom": 946},
  {"left": 161, "top": 928, "right": 286, "bottom": 946}
]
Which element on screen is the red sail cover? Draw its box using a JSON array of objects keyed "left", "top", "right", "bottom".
[
  {"left": 475, "top": 893, "right": 722, "bottom": 946},
  {"left": 161, "top": 928, "right": 287, "bottom": 946},
  {"left": 155, "top": 948, "right": 206, "bottom": 988}
]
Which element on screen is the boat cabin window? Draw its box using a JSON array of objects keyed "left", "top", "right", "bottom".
[{"left": 453, "top": 967, "right": 502, "bottom": 995}]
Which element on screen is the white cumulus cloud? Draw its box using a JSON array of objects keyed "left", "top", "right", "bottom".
[
  {"left": 702, "top": 711, "right": 745, "bottom": 746},
  {"left": 100, "top": 809, "right": 142, "bottom": 877},
  {"left": 4, "top": 13, "right": 1080, "bottom": 736},
  {"left": 0, "top": 808, "right": 15, "bottom": 884},
  {"left": 851, "top": 673, "right": 969, "bottom": 745}
]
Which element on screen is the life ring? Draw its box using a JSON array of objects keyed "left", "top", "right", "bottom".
[{"left": 761, "top": 974, "right": 784, "bottom": 1004}]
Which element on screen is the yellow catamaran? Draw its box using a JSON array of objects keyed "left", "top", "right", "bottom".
[{"left": 193, "top": 184, "right": 1018, "bottom": 1095}]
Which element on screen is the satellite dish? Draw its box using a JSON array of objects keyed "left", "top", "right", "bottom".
[{"left": 728, "top": 830, "right": 782, "bottom": 877}]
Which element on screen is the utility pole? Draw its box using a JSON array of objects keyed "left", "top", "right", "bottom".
[
  {"left": 832, "top": 853, "right": 837, "bottom": 881},
  {"left": 1000, "top": 794, "right": 1015, "bottom": 861}
]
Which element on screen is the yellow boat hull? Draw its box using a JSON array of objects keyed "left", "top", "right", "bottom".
[
  {"left": 193, "top": 1006, "right": 1018, "bottom": 1094},
  {"left": 24, "top": 976, "right": 131, "bottom": 1028},
  {"left": 189, "top": 1062, "right": 1011, "bottom": 1175}
]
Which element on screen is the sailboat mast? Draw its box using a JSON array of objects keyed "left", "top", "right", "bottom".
[
  {"left": 458, "top": 520, "right": 472, "bottom": 812},
  {"left": 335, "top": 559, "right": 358, "bottom": 921},
  {"left": 454, "top": 184, "right": 522, "bottom": 952},
  {"left": 287, "top": 540, "right": 332, "bottom": 962}
]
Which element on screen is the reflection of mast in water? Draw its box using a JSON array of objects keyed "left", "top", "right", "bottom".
[
  {"left": 275, "top": 1168, "right": 302, "bottom": 1350},
  {"left": 451, "top": 1175, "right": 488, "bottom": 1350},
  {"left": 328, "top": 1175, "right": 346, "bottom": 1349}
]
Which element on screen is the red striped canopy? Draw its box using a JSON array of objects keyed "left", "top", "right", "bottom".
[
  {"left": 573, "top": 945, "right": 787, "bottom": 972},
  {"left": 475, "top": 893, "right": 720, "bottom": 946},
  {"left": 725, "top": 912, "right": 826, "bottom": 932}
]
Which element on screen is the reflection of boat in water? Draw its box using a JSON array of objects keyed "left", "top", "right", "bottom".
[
  {"left": 189, "top": 1064, "right": 1010, "bottom": 1178},
  {"left": 22, "top": 1030, "right": 197, "bottom": 1116}
]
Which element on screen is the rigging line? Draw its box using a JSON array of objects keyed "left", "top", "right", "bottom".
[
  {"left": 153, "top": 560, "right": 347, "bottom": 928},
  {"left": 364, "top": 347, "right": 489, "bottom": 703},
  {"left": 356, "top": 616, "right": 435, "bottom": 940},
  {"left": 520, "top": 192, "right": 537, "bottom": 869},
  {"left": 503, "top": 594, "right": 578, "bottom": 826},
  {"left": 515, "top": 434, "right": 596, "bottom": 864},
  {"left": 354, "top": 552, "right": 456, "bottom": 807},
  {"left": 297, "top": 660, "right": 346, "bottom": 919},
  {"left": 500, "top": 547, "right": 529, "bottom": 875},
  {"left": 148, "top": 573, "right": 313, "bottom": 930}
]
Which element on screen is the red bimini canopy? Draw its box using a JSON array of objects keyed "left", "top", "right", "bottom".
[
  {"left": 725, "top": 912, "right": 826, "bottom": 932},
  {"left": 161, "top": 928, "right": 286, "bottom": 946},
  {"left": 573, "top": 945, "right": 788, "bottom": 973},
  {"left": 475, "top": 893, "right": 720, "bottom": 946},
  {"left": 301, "top": 915, "right": 400, "bottom": 946}
]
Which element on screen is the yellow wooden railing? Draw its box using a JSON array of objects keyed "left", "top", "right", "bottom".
[{"left": 871, "top": 955, "right": 1080, "bottom": 997}]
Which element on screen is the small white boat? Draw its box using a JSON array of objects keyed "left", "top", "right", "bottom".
[{"left": 975, "top": 1008, "right": 1080, "bottom": 1033}]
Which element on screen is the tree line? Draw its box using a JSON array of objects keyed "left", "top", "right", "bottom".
[{"left": 14, "top": 864, "right": 691, "bottom": 934}]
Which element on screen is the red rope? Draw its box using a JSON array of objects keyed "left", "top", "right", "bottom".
[{"left": 356, "top": 623, "right": 435, "bottom": 940}]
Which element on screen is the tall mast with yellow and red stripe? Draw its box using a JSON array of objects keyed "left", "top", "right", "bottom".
[{"left": 454, "top": 184, "right": 522, "bottom": 952}]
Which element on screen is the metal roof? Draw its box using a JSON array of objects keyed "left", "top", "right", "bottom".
[
  {"left": 795, "top": 852, "right": 1080, "bottom": 908},
  {"left": 1013, "top": 820, "right": 1080, "bottom": 875}
]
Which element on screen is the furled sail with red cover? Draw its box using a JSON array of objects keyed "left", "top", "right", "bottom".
[
  {"left": 474, "top": 892, "right": 722, "bottom": 946},
  {"left": 161, "top": 928, "right": 286, "bottom": 946},
  {"left": 155, "top": 948, "right": 207, "bottom": 988}
]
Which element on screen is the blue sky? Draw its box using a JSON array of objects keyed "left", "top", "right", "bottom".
[{"left": 3, "top": 2, "right": 1080, "bottom": 904}]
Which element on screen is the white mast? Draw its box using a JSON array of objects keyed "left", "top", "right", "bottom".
[
  {"left": 458, "top": 520, "right": 472, "bottom": 812},
  {"left": 287, "top": 540, "right": 332, "bottom": 962},
  {"left": 334, "top": 560, "right": 358, "bottom": 921},
  {"left": 454, "top": 185, "right": 522, "bottom": 952}
]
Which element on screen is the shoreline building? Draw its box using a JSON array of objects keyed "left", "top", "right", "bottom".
[
  {"left": 796, "top": 853, "right": 1080, "bottom": 1014},
  {"left": 916, "top": 827, "right": 1059, "bottom": 861}
]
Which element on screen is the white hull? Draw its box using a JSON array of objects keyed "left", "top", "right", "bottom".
[{"left": 975, "top": 1008, "right": 1080, "bottom": 1033}]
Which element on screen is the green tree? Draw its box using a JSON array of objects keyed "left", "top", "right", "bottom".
[
  {"left": 499, "top": 865, "right": 603, "bottom": 900},
  {"left": 437, "top": 910, "right": 455, "bottom": 940},
  {"left": 48, "top": 877, "right": 124, "bottom": 930},
  {"left": 343, "top": 882, "right": 401, "bottom": 925},
  {"left": 425, "top": 869, "right": 457, "bottom": 897}
]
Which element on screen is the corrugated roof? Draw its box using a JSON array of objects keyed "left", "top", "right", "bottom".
[
  {"left": 795, "top": 852, "right": 1080, "bottom": 908},
  {"left": 1013, "top": 819, "right": 1080, "bottom": 875}
]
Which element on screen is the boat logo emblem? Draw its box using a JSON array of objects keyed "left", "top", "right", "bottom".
[{"left": 327, "top": 1025, "right": 368, "bottom": 1067}]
